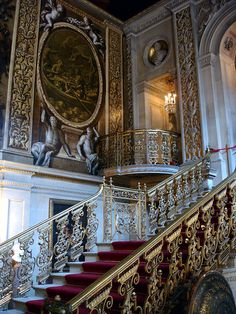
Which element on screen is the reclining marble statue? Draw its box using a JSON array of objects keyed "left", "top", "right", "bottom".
[
  {"left": 77, "top": 127, "right": 101, "bottom": 175},
  {"left": 31, "top": 107, "right": 74, "bottom": 166}
]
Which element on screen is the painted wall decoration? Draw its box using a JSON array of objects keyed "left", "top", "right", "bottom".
[{"left": 38, "top": 22, "right": 103, "bottom": 129}]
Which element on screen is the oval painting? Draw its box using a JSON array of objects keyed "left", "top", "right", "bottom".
[{"left": 38, "top": 23, "right": 103, "bottom": 128}]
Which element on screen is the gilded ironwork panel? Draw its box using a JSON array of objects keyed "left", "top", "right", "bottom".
[
  {"left": 0, "top": 242, "right": 14, "bottom": 308},
  {"left": 36, "top": 223, "right": 53, "bottom": 284},
  {"left": 176, "top": 6, "right": 203, "bottom": 160},
  {"left": 7, "top": 0, "right": 40, "bottom": 151}
]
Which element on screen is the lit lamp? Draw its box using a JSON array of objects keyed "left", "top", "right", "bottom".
[{"left": 164, "top": 93, "right": 176, "bottom": 113}]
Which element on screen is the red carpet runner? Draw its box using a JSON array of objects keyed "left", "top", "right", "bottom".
[{"left": 26, "top": 241, "right": 146, "bottom": 313}]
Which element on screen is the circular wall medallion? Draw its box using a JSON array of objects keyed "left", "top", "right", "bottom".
[
  {"left": 148, "top": 40, "right": 168, "bottom": 66},
  {"left": 37, "top": 22, "right": 103, "bottom": 129},
  {"left": 188, "top": 271, "right": 236, "bottom": 314}
]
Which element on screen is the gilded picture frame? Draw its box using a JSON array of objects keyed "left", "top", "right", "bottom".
[{"left": 37, "top": 22, "right": 103, "bottom": 129}]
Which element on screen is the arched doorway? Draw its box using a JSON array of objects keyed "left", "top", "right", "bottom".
[{"left": 199, "top": 3, "right": 236, "bottom": 182}]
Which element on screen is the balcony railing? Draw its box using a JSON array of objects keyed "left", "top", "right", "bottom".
[{"left": 99, "top": 129, "right": 181, "bottom": 173}]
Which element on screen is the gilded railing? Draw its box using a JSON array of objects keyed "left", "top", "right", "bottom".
[
  {"left": 0, "top": 180, "right": 147, "bottom": 309},
  {"left": 99, "top": 129, "right": 181, "bottom": 169},
  {"left": 102, "top": 179, "right": 147, "bottom": 242},
  {"left": 147, "top": 153, "right": 212, "bottom": 235},
  {"left": 0, "top": 187, "right": 103, "bottom": 308},
  {"left": 0, "top": 153, "right": 213, "bottom": 309},
  {"left": 68, "top": 171, "right": 236, "bottom": 313}
]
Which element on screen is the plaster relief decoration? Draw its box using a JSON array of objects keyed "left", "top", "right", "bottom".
[
  {"left": 147, "top": 40, "right": 168, "bottom": 66},
  {"left": 108, "top": 28, "right": 123, "bottom": 133},
  {"left": 7, "top": 0, "right": 40, "bottom": 151},
  {"left": 66, "top": 16, "right": 105, "bottom": 58},
  {"left": 37, "top": 22, "right": 103, "bottom": 130},
  {"left": 124, "top": 36, "right": 134, "bottom": 130},
  {"left": 196, "top": 0, "right": 232, "bottom": 39},
  {"left": 40, "top": 0, "right": 64, "bottom": 31},
  {"left": 224, "top": 36, "right": 233, "bottom": 51},
  {"left": 0, "top": 0, "right": 14, "bottom": 83},
  {"left": 176, "top": 6, "right": 203, "bottom": 160},
  {"left": 0, "top": 0, "right": 15, "bottom": 147}
]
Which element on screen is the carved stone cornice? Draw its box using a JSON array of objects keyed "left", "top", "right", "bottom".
[
  {"left": 123, "top": 5, "right": 170, "bottom": 35},
  {"left": 196, "top": 0, "right": 233, "bottom": 40}
]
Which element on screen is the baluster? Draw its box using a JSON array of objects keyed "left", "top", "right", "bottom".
[
  {"left": 164, "top": 227, "right": 184, "bottom": 296},
  {"left": 143, "top": 241, "right": 164, "bottom": 314},
  {"left": 195, "top": 163, "right": 204, "bottom": 196},
  {"left": 17, "top": 233, "right": 35, "bottom": 296},
  {"left": 0, "top": 242, "right": 14, "bottom": 309},
  {"left": 198, "top": 200, "right": 218, "bottom": 269},
  {"left": 70, "top": 206, "right": 86, "bottom": 261},
  {"left": 53, "top": 214, "right": 70, "bottom": 272},
  {"left": 86, "top": 202, "right": 99, "bottom": 251},
  {"left": 227, "top": 180, "right": 236, "bottom": 251},
  {"left": 213, "top": 189, "right": 230, "bottom": 266},
  {"left": 183, "top": 211, "right": 202, "bottom": 275},
  {"left": 117, "top": 260, "right": 142, "bottom": 314},
  {"left": 103, "top": 178, "right": 113, "bottom": 242},
  {"left": 148, "top": 195, "right": 158, "bottom": 235},
  {"left": 86, "top": 283, "right": 113, "bottom": 313},
  {"left": 156, "top": 186, "right": 167, "bottom": 228},
  {"left": 36, "top": 223, "right": 53, "bottom": 284},
  {"left": 166, "top": 182, "right": 175, "bottom": 221},
  {"left": 174, "top": 175, "right": 183, "bottom": 213},
  {"left": 182, "top": 172, "right": 190, "bottom": 207}
]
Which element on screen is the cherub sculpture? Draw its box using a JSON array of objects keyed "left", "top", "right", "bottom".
[{"left": 40, "top": 0, "right": 64, "bottom": 32}]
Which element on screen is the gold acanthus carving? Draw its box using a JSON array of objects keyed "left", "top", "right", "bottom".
[
  {"left": 7, "top": 0, "right": 40, "bottom": 151},
  {"left": 125, "top": 36, "right": 134, "bottom": 130},
  {"left": 176, "top": 6, "right": 203, "bottom": 160},
  {"left": 108, "top": 27, "right": 123, "bottom": 133}
]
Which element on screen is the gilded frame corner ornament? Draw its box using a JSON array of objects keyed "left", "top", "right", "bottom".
[{"left": 37, "top": 22, "right": 103, "bottom": 129}]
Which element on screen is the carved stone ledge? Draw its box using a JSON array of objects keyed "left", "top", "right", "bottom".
[{"left": 199, "top": 53, "right": 217, "bottom": 68}]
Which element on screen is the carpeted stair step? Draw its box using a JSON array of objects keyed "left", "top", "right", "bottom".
[
  {"left": 98, "top": 250, "right": 137, "bottom": 261},
  {"left": 112, "top": 241, "right": 145, "bottom": 250},
  {"left": 25, "top": 241, "right": 148, "bottom": 313}
]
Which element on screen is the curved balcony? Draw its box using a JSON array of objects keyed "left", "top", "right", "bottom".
[{"left": 99, "top": 129, "right": 181, "bottom": 176}]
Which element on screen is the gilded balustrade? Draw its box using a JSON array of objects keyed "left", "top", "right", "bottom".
[
  {"left": 68, "top": 171, "right": 236, "bottom": 313},
  {"left": 99, "top": 129, "right": 180, "bottom": 170},
  {"left": 0, "top": 153, "right": 214, "bottom": 310},
  {"left": 102, "top": 179, "right": 147, "bottom": 242},
  {"left": 147, "top": 153, "right": 211, "bottom": 235},
  {"left": 0, "top": 187, "right": 103, "bottom": 308}
]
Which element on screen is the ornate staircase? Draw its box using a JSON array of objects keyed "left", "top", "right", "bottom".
[{"left": 1, "top": 153, "right": 236, "bottom": 313}]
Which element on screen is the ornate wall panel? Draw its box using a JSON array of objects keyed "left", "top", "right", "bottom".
[
  {"left": 124, "top": 35, "right": 134, "bottom": 130},
  {"left": 5, "top": 0, "right": 40, "bottom": 151},
  {"left": 175, "top": 6, "right": 203, "bottom": 160},
  {"left": 107, "top": 27, "right": 123, "bottom": 133}
]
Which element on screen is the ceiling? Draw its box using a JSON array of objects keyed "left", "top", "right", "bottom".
[{"left": 88, "top": 0, "right": 160, "bottom": 21}]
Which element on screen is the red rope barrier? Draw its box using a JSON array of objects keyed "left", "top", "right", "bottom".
[{"left": 209, "top": 145, "right": 236, "bottom": 153}]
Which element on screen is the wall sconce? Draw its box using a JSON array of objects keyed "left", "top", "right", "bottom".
[{"left": 164, "top": 92, "right": 176, "bottom": 113}]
